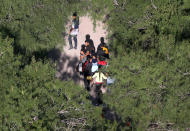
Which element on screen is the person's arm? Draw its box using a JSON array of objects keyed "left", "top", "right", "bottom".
[
  {"left": 91, "top": 73, "right": 97, "bottom": 83},
  {"left": 69, "top": 28, "right": 74, "bottom": 33},
  {"left": 86, "top": 51, "right": 90, "bottom": 56},
  {"left": 69, "top": 20, "right": 75, "bottom": 34},
  {"left": 102, "top": 73, "right": 108, "bottom": 80},
  {"left": 80, "top": 55, "right": 83, "bottom": 61},
  {"left": 80, "top": 54, "right": 86, "bottom": 59}
]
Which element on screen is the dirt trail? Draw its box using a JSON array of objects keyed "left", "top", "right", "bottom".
[{"left": 56, "top": 16, "right": 107, "bottom": 86}]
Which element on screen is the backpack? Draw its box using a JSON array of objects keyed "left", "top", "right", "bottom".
[
  {"left": 101, "top": 47, "right": 109, "bottom": 54},
  {"left": 98, "top": 61, "right": 107, "bottom": 66}
]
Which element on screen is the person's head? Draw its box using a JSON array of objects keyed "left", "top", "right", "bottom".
[
  {"left": 100, "top": 37, "right": 104, "bottom": 44},
  {"left": 80, "top": 50, "right": 84, "bottom": 55},
  {"left": 92, "top": 54, "right": 96, "bottom": 63},
  {"left": 81, "top": 44, "right": 85, "bottom": 51},
  {"left": 85, "top": 40, "right": 89, "bottom": 46},
  {"left": 98, "top": 65, "right": 102, "bottom": 70},
  {"left": 92, "top": 58, "right": 97, "bottom": 63},
  {"left": 86, "top": 34, "right": 90, "bottom": 40},
  {"left": 72, "top": 12, "right": 77, "bottom": 19}
]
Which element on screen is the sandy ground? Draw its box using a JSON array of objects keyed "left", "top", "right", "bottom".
[{"left": 56, "top": 16, "right": 107, "bottom": 87}]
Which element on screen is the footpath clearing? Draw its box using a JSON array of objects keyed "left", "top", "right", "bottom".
[{"left": 56, "top": 16, "right": 107, "bottom": 86}]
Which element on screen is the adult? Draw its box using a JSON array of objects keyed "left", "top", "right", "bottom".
[
  {"left": 80, "top": 44, "right": 87, "bottom": 63},
  {"left": 68, "top": 12, "right": 79, "bottom": 50},
  {"left": 92, "top": 66, "right": 108, "bottom": 105},
  {"left": 77, "top": 45, "right": 87, "bottom": 74},
  {"left": 83, "top": 56, "right": 93, "bottom": 91},
  {"left": 97, "top": 37, "right": 109, "bottom": 59},
  {"left": 97, "top": 55, "right": 107, "bottom": 66},
  {"left": 84, "top": 40, "right": 91, "bottom": 57},
  {"left": 91, "top": 54, "right": 98, "bottom": 74},
  {"left": 86, "top": 34, "right": 95, "bottom": 53}
]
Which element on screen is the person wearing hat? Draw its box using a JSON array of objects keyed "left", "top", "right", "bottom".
[{"left": 68, "top": 12, "right": 79, "bottom": 50}]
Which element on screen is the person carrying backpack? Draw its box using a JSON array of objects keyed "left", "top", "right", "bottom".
[
  {"left": 97, "top": 37, "right": 109, "bottom": 59},
  {"left": 68, "top": 12, "right": 79, "bottom": 50}
]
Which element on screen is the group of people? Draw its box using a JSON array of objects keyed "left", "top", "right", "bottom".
[
  {"left": 68, "top": 12, "right": 111, "bottom": 105},
  {"left": 79, "top": 35, "right": 109, "bottom": 89},
  {"left": 79, "top": 35, "right": 110, "bottom": 105}
]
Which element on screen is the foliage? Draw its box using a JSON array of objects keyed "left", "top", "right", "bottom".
[
  {"left": 0, "top": 0, "right": 90, "bottom": 55},
  {"left": 102, "top": 0, "right": 190, "bottom": 130},
  {"left": 1, "top": 0, "right": 190, "bottom": 130},
  {"left": 0, "top": 36, "right": 110, "bottom": 130}
]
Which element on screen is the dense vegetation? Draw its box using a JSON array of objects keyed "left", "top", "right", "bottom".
[{"left": 0, "top": 0, "right": 190, "bottom": 130}]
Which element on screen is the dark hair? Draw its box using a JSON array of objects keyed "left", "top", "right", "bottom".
[
  {"left": 85, "top": 40, "right": 89, "bottom": 43},
  {"left": 91, "top": 52, "right": 97, "bottom": 57},
  {"left": 81, "top": 44, "right": 85, "bottom": 51},
  {"left": 86, "top": 34, "right": 90, "bottom": 40},
  {"left": 87, "top": 55, "right": 92, "bottom": 61},
  {"left": 73, "top": 12, "right": 77, "bottom": 16},
  {"left": 100, "top": 37, "right": 104, "bottom": 43},
  {"left": 98, "top": 65, "right": 102, "bottom": 69}
]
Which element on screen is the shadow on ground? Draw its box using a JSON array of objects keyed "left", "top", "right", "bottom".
[{"left": 54, "top": 52, "right": 83, "bottom": 84}]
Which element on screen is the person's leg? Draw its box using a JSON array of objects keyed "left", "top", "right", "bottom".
[
  {"left": 96, "top": 84, "right": 101, "bottom": 96},
  {"left": 84, "top": 74, "right": 90, "bottom": 91},
  {"left": 95, "top": 84, "right": 102, "bottom": 105},
  {"left": 83, "top": 74, "right": 87, "bottom": 88},
  {"left": 87, "top": 80, "right": 90, "bottom": 91},
  {"left": 68, "top": 35, "right": 73, "bottom": 49},
  {"left": 73, "top": 35, "right": 77, "bottom": 49}
]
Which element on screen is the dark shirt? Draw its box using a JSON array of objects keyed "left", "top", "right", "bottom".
[
  {"left": 86, "top": 38, "right": 95, "bottom": 51},
  {"left": 85, "top": 44, "right": 95, "bottom": 55},
  {"left": 85, "top": 45, "right": 91, "bottom": 54},
  {"left": 85, "top": 62, "right": 92, "bottom": 75},
  {"left": 89, "top": 39, "right": 95, "bottom": 49},
  {"left": 72, "top": 18, "right": 79, "bottom": 29},
  {"left": 97, "top": 43, "right": 108, "bottom": 51}
]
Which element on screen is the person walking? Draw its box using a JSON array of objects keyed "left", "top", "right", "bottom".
[
  {"left": 97, "top": 37, "right": 109, "bottom": 59},
  {"left": 83, "top": 56, "right": 93, "bottom": 91},
  {"left": 92, "top": 66, "right": 108, "bottom": 105},
  {"left": 91, "top": 54, "right": 98, "bottom": 74},
  {"left": 68, "top": 12, "right": 79, "bottom": 50},
  {"left": 86, "top": 34, "right": 95, "bottom": 53},
  {"left": 84, "top": 40, "right": 92, "bottom": 58}
]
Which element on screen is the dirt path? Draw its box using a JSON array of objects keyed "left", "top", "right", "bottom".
[{"left": 56, "top": 16, "right": 107, "bottom": 87}]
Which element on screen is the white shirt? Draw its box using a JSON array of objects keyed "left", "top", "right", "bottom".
[
  {"left": 93, "top": 72, "right": 107, "bottom": 83},
  {"left": 70, "top": 23, "right": 79, "bottom": 36},
  {"left": 91, "top": 62, "right": 98, "bottom": 73}
]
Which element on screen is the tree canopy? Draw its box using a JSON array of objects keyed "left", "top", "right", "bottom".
[{"left": 0, "top": 0, "right": 190, "bottom": 130}]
